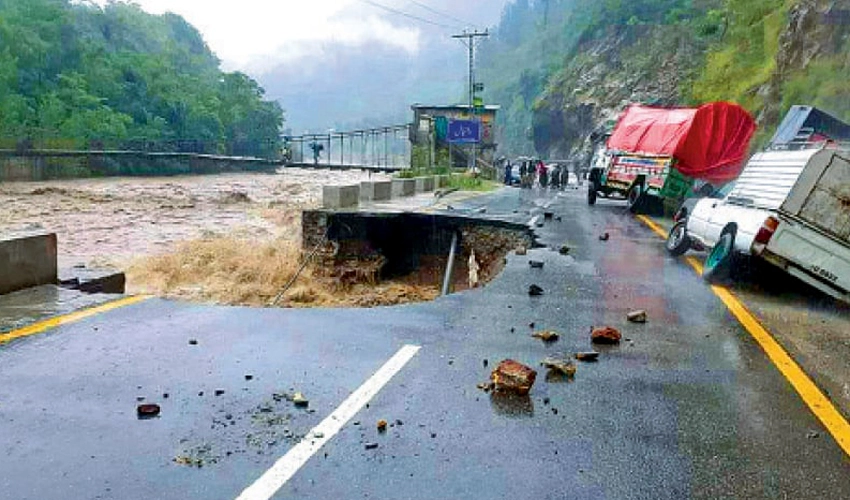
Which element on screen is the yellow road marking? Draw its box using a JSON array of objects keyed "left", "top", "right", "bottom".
[
  {"left": 0, "top": 295, "right": 151, "bottom": 345},
  {"left": 637, "top": 214, "right": 669, "bottom": 239},
  {"left": 637, "top": 216, "right": 850, "bottom": 457}
]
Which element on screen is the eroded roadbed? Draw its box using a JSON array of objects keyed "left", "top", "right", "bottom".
[{"left": 1, "top": 188, "right": 849, "bottom": 500}]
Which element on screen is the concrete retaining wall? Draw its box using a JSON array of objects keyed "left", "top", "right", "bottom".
[
  {"left": 322, "top": 185, "right": 360, "bottom": 209},
  {"left": 360, "top": 181, "right": 392, "bottom": 202},
  {"left": 414, "top": 177, "right": 436, "bottom": 193},
  {"left": 0, "top": 233, "right": 58, "bottom": 295},
  {"left": 392, "top": 179, "right": 416, "bottom": 197}
]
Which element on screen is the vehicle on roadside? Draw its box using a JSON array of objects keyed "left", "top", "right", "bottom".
[
  {"left": 665, "top": 147, "right": 850, "bottom": 300},
  {"left": 588, "top": 102, "right": 756, "bottom": 213},
  {"left": 588, "top": 150, "right": 692, "bottom": 212},
  {"left": 759, "top": 150, "right": 850, "bottom": 304}
]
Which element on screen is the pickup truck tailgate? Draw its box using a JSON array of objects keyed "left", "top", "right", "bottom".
[{"left": 766, "top": 217, "right": 850, "bottom": 296}]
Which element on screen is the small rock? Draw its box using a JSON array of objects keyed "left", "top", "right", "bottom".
[
  {"left": 528, "top": 284, "right": 544, "bottom": 296},
  {"left": 543, "top": 397, "right": 550, "bottom": 405},
  {"left": 395, "top": 419, "right": 404, "bottom": 426},
  {"left": 532, "top": 330, "right": 559, "bottom": 342},
  {"left": 516, "top": 247, "right": 527, "bottom": 256},
  {"left": 529, "top": 322, "right": 535, "bottom": 329},
  {"left": 543, "top": 212, "right": 554, "bottom": 220},
  {"left": 806, "top": 430, "right": 820, "bottom": 439},
  {"left": 136, "top": 396, "right": 145, "bottom": 402},
  {"left": 529, "top": 260, "right": 544, "bottom": 269},
  {"left": 188, "top": 339, "right": 198, "bottom": 345},
  {"left": 483, "top": 359, "right": 489, "bottom": 368},
  {"left": 292, "top": 392, "right": 309, "bottom": 408},
  {"left": 215, "top": 389, "right": 225, "bottom": 396},
  {"left": 626, "top": 310, "right": 647, "bottom": 323},
  {"left": 599, "top": 232, "right": 610, "bottom": 241},
  {"left": 510, "top": 327, "right": 515, "bottom": 333},
  {"left": 314, "top": 431, "right": 325, "bottom": 439},
  {"left": 225, "top": 413, "right": 233, "bottom": 420},
  {"left": 574, "top": 352, "right": 600, "bottom": 362},
  {"left": 591, "top": 326, "right": 622, "bottom": 345},
  {"left": 244, "top": 375, "right": 254, "bottom": 381},
  {"left": 476, "top": 382, "right": 494, "bottom": 392},
  {"left": 491, "top": 359, "right": 537, "bottom": 395},
  {"left": 555, "top": 216, "right": 562, "bottom": 222},
  {"left": 558, "top": 245, "right": 570, "bottom": 255},
  {"left": 430, "top": 432, "right": 437, "bottom": 439},
  {"left": 364, "top": 442, "right": 379, "bottom": 450},
  {"left": 162, "top": 393, "right": 169, "bottom": 399},
  {"left": 137, "top": 403, "right": 161, "bottom": 419},
  {"left": 541, "top": 358, "right": 576, "bottom": 377},
  {"left": 198, "top": 391, "right": 204, "bottom": 397},
  {"left": 377, "top": 419, "right": 388, "bottom": 432}
]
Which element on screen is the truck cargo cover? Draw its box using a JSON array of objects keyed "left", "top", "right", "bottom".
[{"left": 606, "top": 102, "right": 756, "bottom": 184}]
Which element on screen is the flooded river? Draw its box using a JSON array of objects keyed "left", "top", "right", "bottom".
[{"left": 0, "top": 169, "right": 387, "bottom": 270}]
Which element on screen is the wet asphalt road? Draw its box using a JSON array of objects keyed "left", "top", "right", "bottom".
[{"left": 1, "top": 187, "right": 848, "bottom": 499}]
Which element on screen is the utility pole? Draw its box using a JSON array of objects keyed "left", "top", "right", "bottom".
[{"left": 452, "top": 29, "right": 488, "bottom": 172}]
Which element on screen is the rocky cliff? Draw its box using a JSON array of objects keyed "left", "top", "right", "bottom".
[{"left": 522, "top": 0, "right": 850, "bottom": 161}]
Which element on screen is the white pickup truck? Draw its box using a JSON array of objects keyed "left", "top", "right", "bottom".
[
  {"left": 665, "top": 148, "right": 850, "bottom": 302},
  {"left": 759, "top": 150, "right": 850, "bottom": 303}
]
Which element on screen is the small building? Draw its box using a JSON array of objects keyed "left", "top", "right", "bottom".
[{"left": 410, "top": 104, "right": 500, "bottom": 169}]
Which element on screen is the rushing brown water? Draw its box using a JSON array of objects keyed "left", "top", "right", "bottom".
[{"left": 0, "top": 169, "right": 387, "bottom": 270}]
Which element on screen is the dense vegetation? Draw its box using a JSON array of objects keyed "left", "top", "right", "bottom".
[
  {"left": 478, "top": 0, "right": 849, "bottom": 156},
  {"left": 0, "top": 0, "right": 283, "bottom": 157}
]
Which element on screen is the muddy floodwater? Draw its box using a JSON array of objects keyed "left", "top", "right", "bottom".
[{"left": 0, "top": 169, "right": 388, "bottom": 270}]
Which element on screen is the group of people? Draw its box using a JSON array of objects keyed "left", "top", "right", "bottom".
[{"left": 502, "top": 157, "right": 571, "bottom": 189}]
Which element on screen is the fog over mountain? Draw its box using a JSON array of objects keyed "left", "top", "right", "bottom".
[{"left": 251, "top": 1, "right": 509, "bottom": 132}]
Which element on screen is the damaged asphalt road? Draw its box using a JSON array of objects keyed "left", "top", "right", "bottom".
[{"left": 1, "top": 187, "right": 849, "bottom": 499}]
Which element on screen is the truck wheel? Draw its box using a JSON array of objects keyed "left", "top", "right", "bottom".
[
  {"left": 703, "top": 230, "right": 735, "bottom": 283},
  {"left": 627, "top": 184, "right": 645, "bottom": 213},
  {"left": 665, "top": 221, "right": 691, "bottom": 256},
  {"left": 587, "top": 182, "right": 597, "bottom": 205}
]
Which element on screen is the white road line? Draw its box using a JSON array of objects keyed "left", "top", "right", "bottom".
[{"left": 235, "top": 344, "right": 422, "bottom": 500}]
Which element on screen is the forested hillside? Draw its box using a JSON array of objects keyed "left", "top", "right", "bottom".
[
  {"left": 0, "top": 0, "right": 283, "bottom": 157},
  {"left": 479, "top": 0, "right": 850, "bottom": 159}
]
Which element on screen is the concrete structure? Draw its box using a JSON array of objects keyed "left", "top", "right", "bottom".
[
  {"left": 414, "top": 177, "right": 436, "bottom": 193},
  {"left": 410, "top": 104, "right": 500, "bottom": 170},
  {"left": 359, "top": 181, "right": 393, "bottom": 202},
  {"left": 322, "top": 185, "right": 360, "bottom": 209},
  {"left": 392, "top": 179, "right": 416, "bottom": 197},
  {"left": 0, "top": 232, "right": 58, "bottom": 295}
]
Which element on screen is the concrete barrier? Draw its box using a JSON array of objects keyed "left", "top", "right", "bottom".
[
  {"left": 0, "top": 232, "right": 58, "bottom": 295},
  {"left": 323, "top": 185, "right": 360, "bottom": 209},
  {"left": 360, "top": 180, "right": 392, "bottom": 202},
  {"left": 392, "top": 178, "right": 416, "bottom": 197},
  {"left": 414, "top": 176, "right": 436, "bottom": 193}
]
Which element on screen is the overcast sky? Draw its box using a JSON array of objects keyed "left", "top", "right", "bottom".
[
  {"left": 115, "top": 0, "right": 506, "bottom": 72},
  {"left": 107, "top": 0, "right": 510, "bottom": 130}
]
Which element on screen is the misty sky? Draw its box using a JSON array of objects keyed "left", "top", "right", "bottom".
[{"left": 107, "top": 0, "right": 511, "bottom": 130}]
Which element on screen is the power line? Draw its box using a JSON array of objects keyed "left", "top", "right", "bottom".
[
  {"left": 357, "top": 0, "right": 461, "bottom": 30},
  {"left": 407, "top": 0, "right": 476, "bottom": 29}
]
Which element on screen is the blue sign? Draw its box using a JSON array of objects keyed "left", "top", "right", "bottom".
[{"left": 447, "top": 119, "right": 481, "bottom": 144}]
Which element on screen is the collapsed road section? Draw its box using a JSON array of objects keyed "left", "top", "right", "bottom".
[{"left": 296, "top": 209, "right": 535, "bottom": 304}]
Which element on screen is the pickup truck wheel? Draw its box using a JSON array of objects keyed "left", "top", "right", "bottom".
[
  {"left": 587, "top": 182, "right": 597, "bottom": 205},
  {"left": 665, "top": 221, "right": 691, "bottom": 256},
  {"left": 703, "top": 231, "right": 735, "bottom": 282},
  {"left": 627, "top": 184, "right": 645, "bottom": 213}
]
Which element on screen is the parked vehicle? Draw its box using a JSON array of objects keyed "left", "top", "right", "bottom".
[
  {"left": 589, "top": 102, "right": 756, "bottom": 213},
  {"left": 758, "top": 150, "right": 850, "bottom": 303},
  {"left": 666, "top": 148, "right": 840, "bottom": 283},
  {"left": 588, "top": 150, "right": 692, "bottom": 212}
]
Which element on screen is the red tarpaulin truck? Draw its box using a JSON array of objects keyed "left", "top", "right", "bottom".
[{"left": 587, "top": 102, "right": 756, "bottom": 212}]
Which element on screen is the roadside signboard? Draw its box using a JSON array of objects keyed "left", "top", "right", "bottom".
[{"left": 447, "top": 119, "right": 481, "bottom": 144}]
